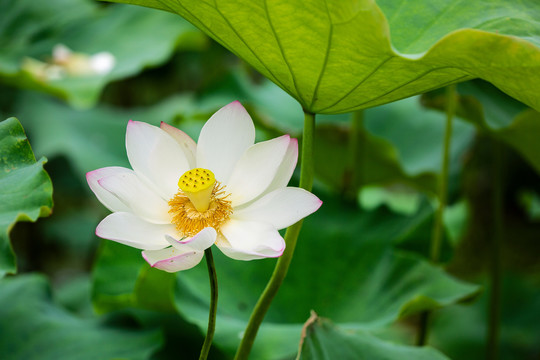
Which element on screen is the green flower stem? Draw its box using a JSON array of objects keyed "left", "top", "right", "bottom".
[
  {"left": 487, "top": 139, "right": 503, "bottom": 360},
  {"left": 430, "top": 84, "right": 456, "bottom": 264},
  {"left": 234, "top": 110, "right": 316, "bottom": 360},
  {"left": 417, "top": 84, "right": 457, "bottom": 346},
  {"left": 199, "top": 248, "right": 218, "bottom": 360},
  {"left": 416, "top": 311, "right": 430, "bottom": 347}
]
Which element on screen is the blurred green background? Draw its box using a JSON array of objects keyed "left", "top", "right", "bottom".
[{"left": 1, "top": 0, "right": 540, "bottom": 359}]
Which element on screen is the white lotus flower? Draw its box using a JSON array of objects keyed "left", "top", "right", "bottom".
[
  {"left": 53, "top": 44, "right": 115, "bottom": 76},
  {"left": 87, "top": 101, "right": 322, "bottom": 272},
  {"left": 22, "top": 44, "right": 116, "bottom": 81}
]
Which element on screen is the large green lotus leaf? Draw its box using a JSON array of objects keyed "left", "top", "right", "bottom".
[
  {"left": 0, "top": 117, "right": 52, "bottom": 277},
  {"left": 0, "top": 274, "right": 162, "bottom": 360},
  {"left": 104, "top": 0, "right": 540, "bottom": 113},
  {"left": 0, "top": 0, "right": 205, "bottom": 108},
  {"left": 297, "top": 314, "right": 449, "bottom": 360},
  {"left": 173, "top": 197, "right": 479, "bottom": 358}
]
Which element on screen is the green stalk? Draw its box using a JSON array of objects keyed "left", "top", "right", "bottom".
[
  {"left": 234, "top": 110, "right": 316, "bottom": 360},
  {"left": 199, "top": 248, "right": 218, "bottom": 360},
  {"left": 430, "top": 84, "right": 456, "bottom": 264},
  {"left": 416, "top": 312, "right": 431, "bottom": 347},
  {"left": 417, "top": 84, "right": 456, "bottom": 346},
  {"left": 487, "top": 139, "right": 503, "bottom": 360}
]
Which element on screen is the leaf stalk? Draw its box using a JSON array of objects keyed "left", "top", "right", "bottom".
[
  {"left": 417, "top": 84, "right": 456, "bottom": 346},
  {"left": 233, "top": 110, "right": 316, "bottom": 360}
]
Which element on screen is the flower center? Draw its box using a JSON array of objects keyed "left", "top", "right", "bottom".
[
  {"left": 168, "top": 168, "right": 233, "bottom": 237},
  {"left": 178, "top": 168, "right": 216, "bottom": 212}
]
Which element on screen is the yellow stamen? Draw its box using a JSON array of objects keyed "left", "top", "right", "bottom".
[
  {"left": 169, "top": 182, "right": 232, "bottom": 237},
  {"left": 178, "top": 168, "right": 216, "bottom": 212}
]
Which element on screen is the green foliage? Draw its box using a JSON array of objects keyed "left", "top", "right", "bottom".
[
  {"left": 176, "top": 197, "right": 478, "bottom": 358},
  {"left": 14, "top": 92, "right": 207, "bottom": 179},
  {"left": 495, "top": 109, "right": 540, "bottom": 174},
  {"left": 297, "top": 314, "right": 449, "bottom": 360},
  {"left": 2, "top": 0, "right": 540, "bottom": 359},
  {"left": 0, "top": 274, "right": 162, "bottom": 360},
  {"left": 91, "top": 195, "right": 479, "bottom": 359},
  {"left": 92, "top": 241, "right": 177, "bottom": 313},
  {"left": 0, "top": 117, "right": 52, "bottom": 276},
  {"left": 424, "top": 81, "right": 540, "bottom": 175},
  {"left": 0, "top": 0, "right": 206, "bottom": 108},
  {"left": 105, "top": 0, "right": 540, "bottom": 113},
  {"left": 314, "top": 96, "right": 475, "bottom": 196},
  {"left": 431, "top": 274, "right": 540, "bottom": 359}
]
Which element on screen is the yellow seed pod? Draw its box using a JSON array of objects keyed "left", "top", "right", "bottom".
[{"left": 178, "top": 168, "right": 216, "bottom": 212}]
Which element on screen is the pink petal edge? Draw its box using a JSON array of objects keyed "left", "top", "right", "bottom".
[
  {"left": 222, "top": 236, "right": 286, "bottom": 259},
  {"left": 223, "top": 243, "right": 285, "bottom": 259},
  {"left": 289, "top": 138, "right": 299, "bottom": 168},
  {"left": 86, "top": 167, "right": 112, "bottom": 183},
  {"left": 141, "top": 249, "right": 198, "bottom": 267},
  {"left": 160, "top": 121, "right": 195, "bottom": 140}
]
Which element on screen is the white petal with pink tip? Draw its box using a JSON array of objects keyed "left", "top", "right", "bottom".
[
  {"left": 160, "top": 122, "right": 197, "bottom": 168},
  {"left": 196, "top": 101, "right": 255, "bottom": 183},
  {"left": 226, "top": 135, "right": 290, "bottom": 207},
  {"left": 98, "top": 170, "right": 170, "bottom": 224},
  {"left": 218, "top": 219, "right": 285, "bottom": 260},
  {"left": 86, "top": 167, "right": 131, "bottom": 213},
  {"left": 233, "top": 187, "right": 322, "bottom": 230},
  {"left": 142, "top": 247, "right": 204, "bottom": 272},
  {"left": 263, "top": 138, "right": 298, "bottom": 195},
  {"left": 166, "top": 227, "right": 217, "bottom": 251},
  {"left": 96, "top": 212, "right": 175, "bottom": 250},
  {"left": 126, "top": 120, "right": 190, "bottom": 199}
]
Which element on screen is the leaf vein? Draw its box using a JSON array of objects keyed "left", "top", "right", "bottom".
[
  {"left": 213, "top": 0, "right": 288, "bottom": 92},
  {"left": 333, "top": 72, "right": 472, "bottom": 113},
  {"left": 263, "top": 0, "right": 306, "bottom": 106},
  {"left": 164, "top": 0, "right": 230, "bottom": 50},
  {"left": 308, "top": 0, "right": 334, "bottom": 110},
  {"left": 315, "top": 55, "right": 395, "bottom": 113}
]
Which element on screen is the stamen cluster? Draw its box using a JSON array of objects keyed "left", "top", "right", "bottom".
[{"left": 168, "top": 183, "right": 233, "bottom": 237}]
